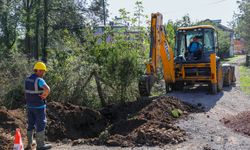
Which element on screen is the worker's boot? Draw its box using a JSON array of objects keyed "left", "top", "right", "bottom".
[
  {"left": 25, "top": 131, "right": 35, "bottom": 150},
  {"left": 36, "top": 131, "right": 52, "bottom": 150}
]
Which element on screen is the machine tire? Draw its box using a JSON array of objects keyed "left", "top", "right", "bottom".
[
  {"left": 210, "top": 83, "right": 217, "bottom": 94},
  {"left": 217, "top": 64, "right": 223, "bottom": 92},
  {"left": 165, "top": 82, "right": 172, "bottom": 94},
  {"left": 224, "top": 68, "right": 232, "bottom": 86},
  {"left": 210, "top": 63, "right": 223, "bottom": 94},
  {"left": 231, "top": 66, "right": 236, "bottom": 82},
  {"left": 172, "top": 81, "right": 184, "bottom": 90}
]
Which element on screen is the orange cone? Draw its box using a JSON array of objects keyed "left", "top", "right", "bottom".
[{"left": 13, "top": 128, "right": 24, "bottom": 150}]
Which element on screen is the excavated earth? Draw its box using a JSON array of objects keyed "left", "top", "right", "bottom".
[
  {"left": 46, "top": 101, "right": 107, "bottom": 141},
  {"left": 221, "top": 111, "right": 250, "bottom": 136},
  {"left": 0, "top": 96, "right": 196, "bottom": 149},
  {"left": 0, "top": 107, "right": 26, "bottom": 150},
  {"left": 95, "top": 96, "right": 197, "bottom": 147}
]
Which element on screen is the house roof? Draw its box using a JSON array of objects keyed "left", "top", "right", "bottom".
[
  {"left": 177, "top": 25, "right": 215, "bottom": 31},
  {"left": 203, "top": 19, "right": 234, "bottom": 32}
]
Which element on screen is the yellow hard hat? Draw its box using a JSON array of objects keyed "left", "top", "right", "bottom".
[{"left": 34, "top": 61, "right": 47, "bottom": 71}]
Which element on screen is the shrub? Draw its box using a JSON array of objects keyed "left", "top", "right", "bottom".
[{"left": 0, "top": 52, "right": 32, "bottom": 109}]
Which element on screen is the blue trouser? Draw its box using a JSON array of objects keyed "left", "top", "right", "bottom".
[{"left": 27, "top": 108, "right": 46, "bottom": 132}]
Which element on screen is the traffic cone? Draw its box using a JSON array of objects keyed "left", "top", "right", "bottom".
[{"left": 13, "top": 128, "right": 24, "bottom": 150}]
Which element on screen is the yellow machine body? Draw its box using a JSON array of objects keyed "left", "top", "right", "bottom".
[
  {"left": 139, "top": 13, "right": 234, "bottom": 96},
  {"left": 145, "top": 13, "right": 175, "bottom": 83}
]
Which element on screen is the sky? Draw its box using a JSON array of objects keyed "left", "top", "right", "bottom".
[{"left": 107, "top": 0, "right": 239, "bottom": 27}]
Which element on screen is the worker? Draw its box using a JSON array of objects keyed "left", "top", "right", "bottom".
[
  {"left": 188, "top": 36, "right": 203, "bottom": 59},
  {"left": 24, "top": 61, "right": 52, "bottom": 150}
]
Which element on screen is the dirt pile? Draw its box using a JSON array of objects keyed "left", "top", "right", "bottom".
[
  {"left": 46, "top": 101, "right": 107, "bottom": 141},
  {"left": 0, "top": 96, "right": 196, "bottom": 148},
  {"left": 98, "top": 96, "right": 195, "bottom": 146},
  {"left": 0, "top": 107, "right": 26, "bottom": 150},
  {"left": 221, "top": 111, "right": 250, "bottom": 136},
  {"left": 0, "top": 102, "right": 108, "bottom": 149}
]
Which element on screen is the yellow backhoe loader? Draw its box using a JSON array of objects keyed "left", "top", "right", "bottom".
[{"left": 139, "top": 13, "right": 235, "bottom": 96}]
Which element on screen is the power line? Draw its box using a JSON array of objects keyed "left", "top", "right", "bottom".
[
  {"left": 207, "top": 0, "right": 228, "bottom": 5},
  {"left": 165, "top": 0, "right": 229, "bottom": 15}
]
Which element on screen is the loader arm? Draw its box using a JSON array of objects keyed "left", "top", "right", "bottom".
[{"left": 139, "top": 13, "right": 175, "bottom": 96}]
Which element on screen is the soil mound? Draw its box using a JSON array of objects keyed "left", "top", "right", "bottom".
[
  {"left": 0, "top": 107, "right": 26, "bottom": 150},
  {"left": 0, "top": 96, "right": 196, "bottom": 148},
  {"left": 46, "top": 101, "right": 107, "bottom": 141},
  {"left": 99, "top": 96, "right": 194, "bottom": 146},
  {"left": 221, "top": 111, "right": 250, "bottom": 136}
]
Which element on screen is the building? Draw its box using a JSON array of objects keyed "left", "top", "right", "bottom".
[
  {"left": 234, "top": 38, "right": 246, "bottom": 54},
  {"left": 94, "top": 17, "right": 142, "bottom": 43}
]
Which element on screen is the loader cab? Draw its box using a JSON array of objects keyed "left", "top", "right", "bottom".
[{"left": 175, "top": 25, "right": 218, "bottom": 63}]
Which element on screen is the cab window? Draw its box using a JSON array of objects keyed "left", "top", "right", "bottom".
[{"left": 204, "top": 29, "right": 214, "bottom": 52}]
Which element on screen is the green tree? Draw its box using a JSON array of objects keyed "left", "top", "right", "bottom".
[
  {"left": 0, "top": 0, "right": 148, "bottom": 108},
  {"left": 94, "top": 32, "right": 141, "bottom": 103},
  {"left": 133, "top": 0, "right": 144, "bottom": 27},
  {"left": 217, "top": 30, "right": 231, "bottom": 58},
  {"left": 0, "top": 0, "right": 21, "bottom": 57},
  {"left": 165, "top": 20, "right": 175, "bottom": 48},
  {"left": 89, "top": 0, "right": 109, "bottom": 24},
  {"left": 234, "top": 0, "right": 250, "bottom": 52},
  {"left": 118, "top": 8, "right": 130, "bottom": 25},
  {"left": 174, "top": 14, "right": 192, "bottom": 29},
  {"left": 22, "top": 0, "right": 36, "bottom": 57}
]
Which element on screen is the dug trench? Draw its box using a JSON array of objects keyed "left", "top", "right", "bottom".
[{"left": 0, "top": 96, "right": 199, "bottom": 149}]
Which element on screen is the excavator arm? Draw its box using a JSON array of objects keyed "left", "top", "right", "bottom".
[{"left": 139, "top": 13, "right": 175, "bottom": 96}]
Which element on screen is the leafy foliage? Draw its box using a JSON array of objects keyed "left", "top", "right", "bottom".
[
  {"left": 0, "top": 53, "right": 32, "bottom": 108},
  {"left": 133, "top": 1, "right": 146, "bottom": 27},
  {"left": 0, "top": 0, "right": 21, "bottom": 57},
  {"left": 173, "top": 14, "right": 192, "bottom": 30},
  {"left": 0, "top": 0, "right": 149, "bottom": 108},
  {"left": 89, "top": 0, "right": 109, "bottom": 24},
  {"left": 165, "top": 20, "right": 175, "bottom": 48},
  {"left": 217, "top": 30, "right": 231, "bottom": 58},
  {"left": 233, "top": 0, "right": 250, "bottom": 52}
]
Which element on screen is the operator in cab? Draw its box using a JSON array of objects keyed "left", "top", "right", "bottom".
[{"left": 188, "top": 36, "right": 203, "bottom": 60}]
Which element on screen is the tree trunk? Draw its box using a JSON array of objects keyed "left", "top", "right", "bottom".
[
  {"left": 34, "top": 0, "right": 41, "bottom": 60},
  {"left": 102, "top": 0, "right": 106, "bottom": 26},
  {"left": 93, "top": 70, "right": 106, "bottom": 107},
  {"left": 25, "top": 0, "right": 31, "bottom": 57},
  {"left": 82, "top": 71, "right": 94, "bottom": 89},
  {"left": 2, "top": 12, "right": 10, "bottom": 49},
  {"left": 246, "top": 54, "right": 250, "bottom": 67},
  {"left": 42, "top": 0, "right": 48, "bottom": 63}
]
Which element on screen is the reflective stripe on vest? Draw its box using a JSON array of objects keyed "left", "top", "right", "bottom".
[
  {"left": 25, "top": 77, "right": 44, "bottom": 94},
  {"left": 25, "top": 90, "right": 43, "bottom": 94}
]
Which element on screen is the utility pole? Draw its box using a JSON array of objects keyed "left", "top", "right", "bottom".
[{"left": 103, "top": 0, "right": 106, "bottom": 26}]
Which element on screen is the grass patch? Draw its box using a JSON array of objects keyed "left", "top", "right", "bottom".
[
  {"left": 222, "top": 55, "right": 245, "bottom": 63},
  {"left": 239, "top": 65, "right": 250, "bottom": 95}
]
